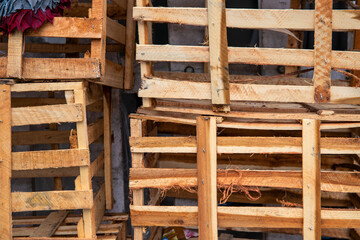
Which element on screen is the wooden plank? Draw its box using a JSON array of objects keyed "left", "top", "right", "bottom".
[
  {"left": 30, "top": 211, "right": 68, "bottom": 237},
  {"left": 94, "top": 184, "right": 106, "bottom": 231},
  {"left": 12, "top": 149, "right": 90, "bottom": 170},
  {"left": 0, "top": 85, "right": 12, "bottom": 238},
  {"left": 302, "top": 119, "right": 321, "bottom": 240},
  {"left": 207, "top": 0, "right": 230, "bottom": 111},
  {"left": 12, "top": 104, "right": 83, "bottom": 126},
  {"left": 7, "top": 31, "right": 23, "bottom": 78},
  {"left": 91, "top": 152, "right": 104, "bottom": 178},
  {"left": 103, "top": 87, "right": 113, "bottom": 210},
  {"left": 136, "top": 45, "right": 360, "bottom": 70},
  {"left": 133, "top": 8, "right": 360, "bottom": 31},
  {"left": 130, "top": 136, "right": 360, "bottom": 154},
  {"left": 12, "top": 130, "right": 69, "bottom": 146},
  {"left": 129, "top": 168, "right": 360, "bottom": 193},
  {"left": 138, "top": 78, "right": 360, "bottom": 104},
  {"left": 130, "top": 118, "right": 145, "bottom": 239},
  {"left": 65, "top": 2, "right": 126, "bottom": 19},
  {"left": 12, "top": 191, "right": 93, "bottom": 212},
  {"left": 124, "top": 0, "right": 136, "bottom": 89},
  {"left": 11, "top": 97, "right": 66, "bottom": 108},
  {"left": 110, "top": 0, "right": 127, "bottom": 11},
  {"left": 98, "top": 59, "right": 124, "bottom": 88},
  {"left": 22, "top": 58, "right": 101, "bottom": 80},
  {"left": 197, "top": 117, "right": 218, "bottom": 239},
  {"left": 313, "top": 0, "right": 332, "bottom": 102},
  {"left": 88, "top": 118, "right": 104, "bottom": 144},
  {"left": 106, "top": 18, "right": 126, "bottom": 44},
  {"left": 131, "top": 206, "right": 360, "bottom": 228},
  {"left": 27, "top": 17, "right": 101, "bottom": 38},
  {"left": 11, "top": 82, "right": 83, "bottom": 92}
]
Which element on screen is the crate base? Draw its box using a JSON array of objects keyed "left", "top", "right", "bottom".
[{"left": 12, "top": 213, "right": 128, "bottom": 240}]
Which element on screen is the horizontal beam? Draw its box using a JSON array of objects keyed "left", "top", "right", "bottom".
[
  {"left": 88, "top": 118, "right": 104, "bottom": 144},
  {"left": 130, "top": 168, "right": 360, "bottom": 193},
  {"left": 12, "top": 149, "right": 90, "bottom": 170},
  {"left": 12, "top": 130, "right": 70, "bottom": 145},
  {"left": 133, "top": 8, "right": 360, "bottom": 31},
  {"left": 130, "top": 136, "right": 360, "bottom": 154},
  {"left": 106, "top": 18, "right": 126, "bottom": 44},
  {"left": 11, "top": 82, "right": 83, "bottom": 92},
  {"left": 137, "top": 45, "right": 360, "bottom": 70},
  {"left": 139, "top": 78, "right": 360, "bottom": 104},
  {"left": 12, "top": 104, "right": 83, "bottom": 126},
  {"left": 26, "top": 17, "right": 102, "bottom": 38},
  {"left": 12, "top": 190, "right": 93, "bottom": 212}
]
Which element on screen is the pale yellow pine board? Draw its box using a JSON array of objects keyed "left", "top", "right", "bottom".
[
  {"left": 30, "top": 211, "right": 68, "bottom": 237},
  {"left": 7, "top": 31, "right": 23, "bottom": 78}
]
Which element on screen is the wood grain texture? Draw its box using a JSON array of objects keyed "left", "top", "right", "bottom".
[
  {"left": 0, "top": 85, "right": 12, "bottom": 239},
  {"left": 106, "top": 18, "right": 126, "bottom": 44},
  {"left": 7, "top": 31, "right": 23, "bottom": 78},
  {"left": 30, "top": 211, "right": 68, "bottom": 237},
  {"left": 124, "top": 0, "right": 136, "bottom": 89},
  {"left": 313, "top": 0, "right": 332, "bottom": 102},
  {"left": 197, "top": 117, "right": 218, "bottom": 239},
  {"left": 302, "top": 119, "right": 321, "bottom": 240}
]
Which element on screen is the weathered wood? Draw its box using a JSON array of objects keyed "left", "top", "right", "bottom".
[
  {"left": 106, "top": 18, "right": 126, "bottom": 45},
  {"left": 103, "top": 86, "right": 113, "bottom": 209},
  {"left": 12, "top": 191, "right": 93, "bottom": 212},
  {"left": 94, "top": 184, "right": 106, "bottom": 231},
  {"left": 130, "top": 168, "right": 360, "bottom": 193},
  {"left": 0, "top": 85, "right": 12, "bottom": 238},
  {"left": 99, "top": 60, "right": 124, "bottom": 88},
  {"left": 139, "top": 78, "right": 360, "bottom": 104},
  {"left": 12, "top": 104, "right": 83, "bottom": 126},
  {"left": 302, "top": 119, "right": 321, "bottom": 240},
  {"left": 88, "top": 118, "right": 104, "bottom": 144},
  {"left": 11, "top": 82, "right": 83, "bottom": 92},
  {"left": 91, "top": 152, "right": 104, "bottom": 178},
  {"left": 12, "top": 149, "right": 90, "bottom": 170},
  {"left": 313, "top": 0, "right": 332, "bottom": 102},
  {"left": 197, "top": 117, "right": 218, "bottom": 239},
  {"left": 27, "top": 17, "right": 101, "bottom": 38},
  {"left": 207, "top": 0, "right": 230, "bottom": 111},
  {"left": 130, "top": 136, "right": 360, "bottom": 154},
  {"left": 133, "top": 8, "right": 360, "bottom": 31},
  {"left": 131, "top": 206, "right": 360, "bottom": 228},
  {"left": 7, "top": 31, "right": 23, "bottom": 78},
  {"left": 11, "top": 97, "right": 66, "bottom": 108},
  {"left": 136, "top": 45, "right": 360, "bottom": 70},
  {"left": 124, "top": 0, "right": 136, "bottom": 89},
  {"left": 30, "top": 211, "right": 68, "bottom": 237}
]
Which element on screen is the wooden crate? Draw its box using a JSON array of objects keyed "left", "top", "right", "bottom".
[
  {"left": 134, "top": 0, "right": 360, "bottom": 111},
  {"left": 128, "top": 105, "right": 360, "bottom": 239},
  {"left": 0, "top": 81, "right": 113, "bottom": 239},
  {"left": 12, "top": 213, "right": 128, "bottom": 239},
  {"left": 0, "top": 0, "right": 135, "bottom": 89}
]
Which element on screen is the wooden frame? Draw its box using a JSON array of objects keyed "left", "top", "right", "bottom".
[
  {"left": 0, "top": 82, "right": 114, "bottom": 239},
  {"left": 129, "top": 107, "right": 360, "bottom": 239},
  {"left": 133, "top": 0, "right": 360, "bottom": 109},
  {"left": 0, "top": 0, "right": 135, "bottom": 89}
]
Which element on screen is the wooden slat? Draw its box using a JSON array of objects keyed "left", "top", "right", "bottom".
[
  {"left": 30, "top": 211, "right": 68, "bottom": 237},
  {"left": 88, "top": 118, "right": 104, "bottom": 144},
  {"left": 12, "top": 130, "right": 70, "bottom": 146},
  {"left": 11, "top": 82, "right": 83, "bottom": 92},
  {"left": 136, "top": 45, "right": 360, "bottom": 70},
  {"left": 7, "top": 31, "right": 23, "bottom": 78},
  {"left": 91, "top": 152, "right": 104, "bottom": 178},
  {"left": 12, "top": 104, "right": 83, "bottom": 126},
  {"left": 103, "top": 87, "right": 113, "bottom": 210},
  {"left": 129, "top": 168, "right": 360, "bottom": 193},
  {"left": 131, "top": 206, "right": 360, "bottom": 228},
  {"left": 27, "top": 17, "right": 101, "bottom": 38},
  {"left": 313, "top": 0, "right": 332, "bottom": 102},
  {"left": 94, "top": 184, "right": 106, "bottom": 231},
  {"left": 302, "top": 119, "right": 321, "bottom": 239},
  {"left": 99, "top": 59, "right": 124, "bottom": 88},
  {"left": 110, "top": 0, "right": 126, "bottom": 11},
  {"left": 0, "top": 85, "right": 12, "bottom": 238},
  {"left": 106, "top": 18, "right": 126, "bottom": 45},
  {"left": 207, "top": 0, "right": 230, "bottom": 111},
  {"left": 11, "top": 97, "right": 66, "bottom": 108},
  {"left": 12, "top": 191, "right": 93, "bottom": 212},
  {"left": 12, "top": 149, "right": 90, "bottom": 170},
  {"left": 22, "top": 58, "right": 101, "bottom": 80},
  {"left": 130, "top": 136, "right": 360, "bottom": 154},
  {"left": 124, "top": 0, "right": 136, "bottom": 89},
  {"left": 197, "top": 117, "right": 218, "bottom": 239},
  {"left": 138, "top": 78, "right": 360, "bottom": 104},
  {"left": 133, "top": 8, "right": 360, "bottom": 31}
]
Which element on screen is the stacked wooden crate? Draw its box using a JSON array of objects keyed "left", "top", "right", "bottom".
[
  {"left": 131, "top": 0, "right": 360, "bottom": 239},
  {"left": 0, "top": 0, "right": 134, "bottom": 238}
]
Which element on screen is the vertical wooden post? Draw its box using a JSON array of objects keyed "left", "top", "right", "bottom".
[
  {"left": 285, "top": 0, "right": 303, "bottom": 74},
  {"left": 351, "top": 0, "right": 360, "bottom": 87},
  {"left": 197, "top": 116, "right": 218, "bottom": 239},
  {"left": 74, "top": 84, "right": 96, "bottom": 238},
  {"left": 302, "top": 119, "right": 321, "bottom": 240},
  {"left": 0, "top": 84, "right": 12, "bottom": 239},
  {"left": 124, "top": 0, "right": 136, "bottom": 89},
  {"left": 137, "top": 0, "right": 154, "bottom": 108},
  {"left": 7, "top": 31, "right": 23, "bottom": 78},
  {"left": 313, "top": 0, "right": 332, "bottom": 103},
  {"left": 131, "top": 118, "right": 145, "bottom": 239},
  {"left": 103, "top": 86, "right": 113, "bottom": 209},
  {"left": 207, "top": 0, "right": 230, "bottom": 112}
]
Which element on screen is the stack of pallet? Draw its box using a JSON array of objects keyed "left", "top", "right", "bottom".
[
  {"left": 0, "top": 0, "right": 134, "bottom": 238},
  {"left": 130, "top": 0, "right": 360, "bottom": 239}
]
